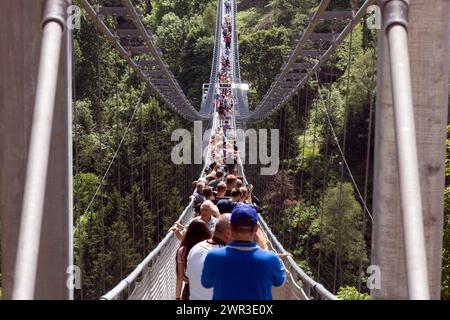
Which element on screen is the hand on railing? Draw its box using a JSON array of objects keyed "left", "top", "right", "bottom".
[
  {"left": 277, "top": 252, "right": 293, "bottom": 259},
  {"left": 170, "top": 222, "right": 186, "bottom": 241}
]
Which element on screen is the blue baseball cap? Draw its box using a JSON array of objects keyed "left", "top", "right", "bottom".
[{"left": 231, "top": 204, "right": 258, "bottom": 226}]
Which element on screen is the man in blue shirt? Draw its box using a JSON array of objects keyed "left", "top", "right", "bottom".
[{"left": 201, "top": 204, "right": 286, "bottom": 300}]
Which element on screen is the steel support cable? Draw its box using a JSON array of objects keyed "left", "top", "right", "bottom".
[
  {"left": 299, "top": 89, "right": 309, "bottom": 196},
  {"left": 148, "top": 101, "right": 154, "bottom": 244},
  {"left": 358, "top": 85, "right": 375, "bottom": 291},
  {"left": 73, "top": 22, "right": 84, "bottom": 300},
  {"left": 281, "top": 106, "right": 289, "bottom": 247},
  {"left": 113, "top": 40, "right": 124, "bottom": 281},
  {"left": 249, "top": 0, "right": 332, "bottom": 119},
  {"left": 356, "top": 43, "right": 377, "bottom": 288},
  {"left": 296, "top": 90, "right": 309, "bottom": 251},
  {"left": 151, "top": 101, "right": 159, "bottom": 243},
  {"left": 128, "top": 64, "right": 137, "bottom": 252},
  {"left": 334, "top": 26, "right": 355, "bottom": 291},
  {"left": 285, "top": 104, "right": 293, "bottom": 251},
  {"left": 316, "top": 123, "right": 330, "bottom": 283},
  {"left": 130, "top": 131, "right": 136, "bottom": 248},
  {"left": 140, "top": 96, "right": 146, "bottom": 258},
  {"left": 98, "top": 128, "right": 106, "bottom": 293},
  {"left": 309, "top": 102, "right": 318, "bottom": 205},
  {"left": 247, "top": 0, "right": 376, "bottom": 121},
  {"left": 278, "top": 108, "right": 286, "bottom": 244},
  {"left": 120, "top": 0, "right": 203, "bottom": 121},
  {"left": 94, "top": 8, "right": 107, "bottom": 294},
  {"left": 156, "top": 116, "right": 163, "bottom": 243},
  {"left": 327, "top": 60, "right": 341, "bottom": 293},
  {"left": 79, "top": 0, "right": 204, "bottom": 121},
  {"left": 306, "top": 100, "right": 318, "bottom": 264},
  {"left": 317, "top": 66, "right": 334, "bottom": 284},
  {"left": 315, "top": 73, "right": 374, "bottom": 223}
]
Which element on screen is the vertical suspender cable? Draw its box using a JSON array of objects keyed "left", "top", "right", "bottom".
[
  {"left": 96, "top": 8, "right": 107, "bottom": 294},
  {"left": 158, "top": 105, "right": 163, "bottom": 241},
  {"left": 317, "top": 69, "right": 333, "bottom": 284},
  {"left": 13, "top": 0, "right": 69, "bottom": 299},
  {"left": 297, "top": 88, "right": 309, "bottom": 246},
  {"left": 73, "top": 20, "right": 83, "bottom": 300},
  {"left": 316, "top": 116, "right": 330, "bottom": 284},
  {"left": 341, "top": 30, "right": 353, "bottom": 158},
  {"left": 140, "top": 95, "right": 146, "bottom": 258},
  {"left": 336, "top": 28, "right": 353, "bottom": 291},
  {"left": 281, "top": 106, "right": 288, "bottom": 245},
  {"left": 114, "top": 45, "right": 123, "bottom": 280},
  {"left": 148, "top": 97, "right": 154, "bottom": 242},
  {"left": 358, "top": 37, "right": 377, "bottom": 292},
  {"left": 299, "top": 89, "right": 308, "bottom": 195},
  {"left": 309, "top": 103, "right": 318, "bottom": 205},
  {"left": 286, "top": 104, "right": 293, "bottom": 251},
  {"left": 128, "top": 65, "right": 136, "bottom": 250},
  {"left": 358, "top": 87, "right": 375, "bottom": 291}
]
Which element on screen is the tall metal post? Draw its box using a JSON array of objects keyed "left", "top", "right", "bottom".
[
  {"left": 0, "top": 0, "right": 72, "bottom": 299},
  {"left": 372, "top": 0, "right": 449, "bottom": 299},
  {"left": 385, "top": 0, "right": 429, "bottom": 300}
]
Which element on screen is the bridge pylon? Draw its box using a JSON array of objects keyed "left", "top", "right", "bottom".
[
  {"left": 0, "top": 0, "right": 73, "bottom": 299},
  {"left": 372, "top": 0, "right": 449, "bottom": 299}
]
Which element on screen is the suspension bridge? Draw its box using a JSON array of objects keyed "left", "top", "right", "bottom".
[{"left": 0, "top": 0, "right": 448, "bottom": 300}]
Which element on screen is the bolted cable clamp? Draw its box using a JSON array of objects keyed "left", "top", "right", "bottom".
[
  {"left": 41, "top": 0, "right": 70, "bottom": 31},
  {"left": 380, "top": 0, "right": 410, "bottom": 32}
]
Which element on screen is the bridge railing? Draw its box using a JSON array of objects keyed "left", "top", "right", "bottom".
[
  {"left": 79, "top": 0, "right": 205, "bottom": 121},
  {"left": 101, "top": 108, "right": 219, "bottom": 300},
  {"left": 246, "top": 0, "right": 376, "bottom": 120},
  {"left": 238, "top": 162, "right": 337, "bottom": 300},
  {"left": 101, "top": 201, "right": 195, "bottom": 300},
  {"left": 258, "top": 214, "right": 338, "bottom": 300}
]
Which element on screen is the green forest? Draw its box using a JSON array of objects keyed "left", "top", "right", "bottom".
[{"left": 0, "top": 0, "right": 448, "bottom": 300}]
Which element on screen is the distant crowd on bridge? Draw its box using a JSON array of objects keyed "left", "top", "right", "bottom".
[{"left": 168, "top": 0, "right": 289, "bottom": 301}]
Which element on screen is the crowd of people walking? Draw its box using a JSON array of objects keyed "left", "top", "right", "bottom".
[{"left": 169, "top": 0, "right": 288, "bottom": 301}]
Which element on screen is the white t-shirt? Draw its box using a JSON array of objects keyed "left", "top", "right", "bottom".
[{"left": 186, "top": 240, "right": 224, "bottom": 300}]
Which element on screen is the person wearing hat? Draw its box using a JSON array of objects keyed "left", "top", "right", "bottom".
[{"left": 201, "top": 204, "right": 286, "bottom": 300}]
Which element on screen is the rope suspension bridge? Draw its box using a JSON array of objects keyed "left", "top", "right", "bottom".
[{"left": 0, "top": 0, "right": 448, "bottom": 300}]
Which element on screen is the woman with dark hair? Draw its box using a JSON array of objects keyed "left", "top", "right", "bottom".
[{"left": 175, "top": 220, "right": 211, "bottom": 300}]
